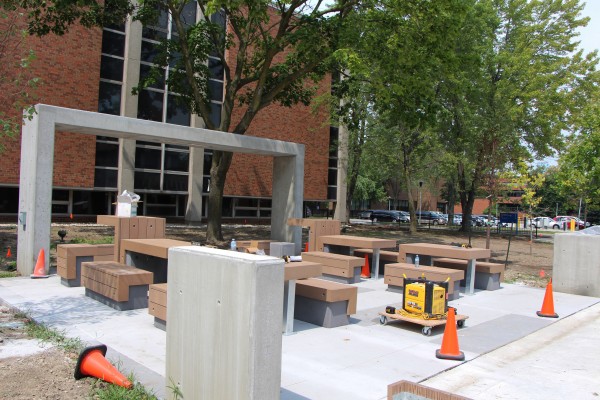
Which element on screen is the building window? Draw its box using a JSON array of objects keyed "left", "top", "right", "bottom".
[
  {"left": 327, "top": 126, "right": 338, "bottom": 201},
  {"left": 94, "top": 136, "right": 118, "bottom": 189},
  {"left": 134, "top": 141, "right": 190, "bottom": 193},
  {"left": 98, "top": 24, "right": 125, "bottom": 115}
]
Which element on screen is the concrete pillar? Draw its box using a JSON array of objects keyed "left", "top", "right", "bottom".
[
  {"left": 118, "top": 17, "right": 143, "bottom": 194},
  {"left": 17, "top": 106, "right": 55, "bottom": 275},
  {"left": 334, "top": 121, "right": 349, "bottom": 223},
  {"left": 185, "top": 146, "right": 204, "bottom": 222},
  {"left": 166, "top": 247, "right": 283, "bottom": 399},
  {"left": 554, "top": 233, "right": 600, "bottom": 296},
  {"left": 272, "top": 152, "right": 304, "bottom": 254}
]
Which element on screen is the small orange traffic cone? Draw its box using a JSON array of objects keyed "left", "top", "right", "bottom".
[
  {"left": 435, "top": 307, "right": 465, "bottom": 361},
  {"left": 75, "top": 344, "right": 132, "bottom": 389},
  {"left": 361, "top": 254, "right": 370, "bottom": 278},
  {"left": 6, "top": 248, "right": 11, "bottom": 258},
  {"left": 30, "top": 248, "right": 49, "bottom": 279},
  {"left": 539, "top": 269, "right": 546, "bottom": 278},
  {"left": 70, "top": 213, "right": 74, "bottom": 220},
  {"left": 304, "top": 242, "right": 309, "bottom": 252},
  {"left": 537, "top": 278, "right": 558, "bottom": 318}
]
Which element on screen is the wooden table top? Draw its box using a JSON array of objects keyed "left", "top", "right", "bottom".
[
  {"left": 120, "top": 238, "right": 191, "bottom": 260},
  {"left": 399, "top": 243, "right": 491, "bottom": 260},
  {"left": 318, "top": 235, "right": 397, "bottom": 249}
]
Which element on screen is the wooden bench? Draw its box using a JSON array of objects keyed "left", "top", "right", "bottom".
[
  {"left": 149, "top": 283, "right": 167, "bottom": 330},
  {"left": 384, "top": 263, "right": 464, "bottom": 301},
  {"left": 236, "top": 240, "right": 276, "bottom": 255},
  {"left": 301, "top": 251, "right": 364, "bottom": 283},
  {"left": 294, "top": 278, "right": 358, "bottom": 328},
  {"left": 81, "top": 261, "right": 153, "bottom": 311},
  {"left": 433, "top": 258, "right": 504, "bottom": 290},
  {"left": 57, "top": 244, "right": 114, "bottom": 287}
]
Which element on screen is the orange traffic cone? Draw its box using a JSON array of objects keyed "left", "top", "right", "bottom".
[
  {"left": 361, "top": 254, "right": 370, "bottom": 278},
  {"left": 70, "top": 213, "right": 74, "bottom": 220},
  {"left": 6, "top": 247, "right": 11, "bottom": 258},
  {"left": 539, "top": 269, "right": 546, "bottom": 278},
  {"left": 75, "top": 344, "right": 132, "bottom": 389},
  {"left": 304, "top": 242, "right": 309, "bottom": 252},
  {"left": 30, "top": 248, "right": 49, "bottom": 279},
  {"left": 537, "top": 278, "right": 558, "bottom": 318},
  {"left": 435, "top": 307, "right": 465, "bottom": 361}
]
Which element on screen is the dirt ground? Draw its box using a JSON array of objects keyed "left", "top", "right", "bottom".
[{"left": 0, "top": 221, "right": 554, "bottom": 398}]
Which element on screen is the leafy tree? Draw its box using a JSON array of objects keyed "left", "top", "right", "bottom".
[
  {"left": 16, "top": 0, "right": 358, "bottom": 242},
  {"left": 437, "top": 0, "right": 598, "bottom": 232}
]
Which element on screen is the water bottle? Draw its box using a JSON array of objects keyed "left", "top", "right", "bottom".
[
  {"left": 230, "top": 239, "right": 237, "bottom": 251},
  {"left": 414, "top": 254, "right": 420, "bottom": 268}
]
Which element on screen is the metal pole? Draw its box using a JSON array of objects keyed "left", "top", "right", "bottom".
[
  {"left": 418, "top": 181, "right": 423, "bottom": 224},
  {"left": 578, "top": 198, "right": 582, "bottom": 219}
]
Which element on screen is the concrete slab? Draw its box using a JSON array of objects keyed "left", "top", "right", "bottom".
[{"left": 1, "top": 274, "right": 599, "bottom": 400}]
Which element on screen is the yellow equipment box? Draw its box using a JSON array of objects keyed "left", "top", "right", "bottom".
[{"left": 403, "top": 280, "right": 446, "bottom": 316}]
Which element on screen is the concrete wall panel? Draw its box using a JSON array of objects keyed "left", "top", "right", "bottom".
[{"left": 553, "top": 233, "right": 600, "bottom": 297}]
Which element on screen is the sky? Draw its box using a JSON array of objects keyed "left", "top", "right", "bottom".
[{"left": 578, "top": 1, "right": 600, "bottom": 55}]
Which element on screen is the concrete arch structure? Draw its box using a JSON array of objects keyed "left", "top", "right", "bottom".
[{"left": 17, "top": 104, "right": 304, "bottom": 275}]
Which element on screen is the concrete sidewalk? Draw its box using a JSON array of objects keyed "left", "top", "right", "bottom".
[{"left": 1, "top": 274, "right": 598, "bottom": 399}]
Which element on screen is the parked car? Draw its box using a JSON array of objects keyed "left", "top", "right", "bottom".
[
  {"left": 553, "top": 216, "right": 588, "bottom": 230},
  {"left": 370, "top": 210, "right": 410, "bottom": 223},
  {"left": 532, "top": 216, "right": 554, "bottom": 229},
  {"left": 415, "top": 211, "right": 447, "bottom": 225},
  {"left": 357, "top": 210, "right": 372, "bottom": 219}
]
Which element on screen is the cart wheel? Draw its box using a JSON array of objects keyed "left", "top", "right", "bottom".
[
  {"left": 457, "top": 320, "right": 465, "bottom": 328},
  {"left": 379, "top": 315, "right": 388, "bottom": 325},
  {"left": 422, "top": 327, "right": 432, "bottom": 336}
]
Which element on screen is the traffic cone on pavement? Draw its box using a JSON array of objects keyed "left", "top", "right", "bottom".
[
  {"left": 304, "top": 242, "right": 309, "bottom": 252},
  {"left": 30, "top": 248, "right": 49, "bottom": 279},
  {"left": 75, "top": 344, "right": 132, "bottom": 389},
  {"left": 537, "top": 278, "right": 558, "bottom": 318},
  {"left": 435, "top": 307, "right": 465, "bottom": 361},
  {"left": 6, "top": 248, "right": 11, "bottom": 258},
  {"left": 361, "top": 254, "right": 370, "bottom": 278}
]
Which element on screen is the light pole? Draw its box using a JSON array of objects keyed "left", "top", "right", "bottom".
[{"left": 418, "top": 181, "right": 423, "bottom": 224}]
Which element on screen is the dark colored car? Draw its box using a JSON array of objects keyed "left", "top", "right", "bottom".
[
  {"left": 358, "top": 210, "right": 373, "bottom": 219},
  {"left": 370, "top": 210, "right": 410, "bottom": 223},
  {"left": 415, "top": 211, "right": 447, "bottom": 225}
]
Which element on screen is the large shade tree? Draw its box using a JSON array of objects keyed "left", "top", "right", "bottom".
[
  {"left": 12, "top": 0, "right": 359, "bottom": 242},
  {"left": 437, "top": 0, "right": 598, "bottom": 231}
]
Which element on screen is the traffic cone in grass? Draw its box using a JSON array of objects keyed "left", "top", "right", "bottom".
[
  {"left": 6, "top": 247, "right": 11, "bottom": 258},
  {"left": 75, "top": 344, "right": 132, "bottom": 389},
  {"left": 361, "top": 254, "right": 370, "bottom": 278},
  {"left": 435, "top": 307, "right": 465, "bottom": 361},
  {"left": 537, "top": 278, "right": 558, "bottom": 318},
  {"left": 30, "top": 248, "right": 49, "bottom": 279}
]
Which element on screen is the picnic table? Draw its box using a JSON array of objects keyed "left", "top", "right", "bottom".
[
  {"left": 317, "top": 235, "right": 397, "bottom": 280},
  {"left": 399, "top": 243, "right": 491, "bottom": 295},
  {"left": 120, "top": 238, "right": 191, "bottom": 283},
  {"left": 282, "top": 261, "right": 322, "bottom": 335}
]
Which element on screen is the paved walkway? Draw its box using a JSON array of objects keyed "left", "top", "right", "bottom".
[{"left": 1, "top": 274, "right": 598, "bottom": 399}]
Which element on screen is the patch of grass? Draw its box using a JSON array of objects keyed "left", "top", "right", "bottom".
[
  {"left": 24, "top": 318, "right": 84, "bottom": 354},
  {"left": 0, "top": 271, "right": 18, "bottom": 278},
  {"left": 90, "top": 374, "right": 159, "bottom": 400}
]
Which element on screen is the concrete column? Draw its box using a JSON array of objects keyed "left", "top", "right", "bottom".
[
  {"left": 185, "top": 146, "right": 204, "bottom": 222},
  {"left": 118, "top": 17, "right": 143, "bottom": 194},
  {"left": 17, "top": 106, "right": 56, "bottom": 275},
  {"left": 166, "top": 247, "right": 283, "bottom": 399},
  {"left": 334, "top": 121, "right": 349, "bottom": 222},
  {"left": 272, "top": 151, "right": 304, "bottom": 254},
  {"left": 554, "top": 233, "right": 600, "bottom": 296}
]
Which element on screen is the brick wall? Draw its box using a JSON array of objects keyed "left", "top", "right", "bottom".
[{"left": 0, "top": 16, "right": 101, "bottom": 187}]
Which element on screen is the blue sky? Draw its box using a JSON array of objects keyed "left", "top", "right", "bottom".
[{"left": 578, "top": 1, "right": 599, "bottom": 55}]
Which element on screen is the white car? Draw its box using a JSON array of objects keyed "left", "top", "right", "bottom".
[{"left": 532, "top": 217, "right": 554, "bottom": 229}]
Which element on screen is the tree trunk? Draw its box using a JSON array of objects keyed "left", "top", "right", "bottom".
[{"left": 206, "top": 150, "right": 233, "bottom": 243}]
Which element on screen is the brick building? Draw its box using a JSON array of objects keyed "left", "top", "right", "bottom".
[{"left": 0, "top": 8, "right": 335, "bottom": 221}]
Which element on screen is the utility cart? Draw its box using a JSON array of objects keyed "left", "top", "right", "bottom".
[{"left": 378, "top": 311, "right": 468, "bottom": 336}]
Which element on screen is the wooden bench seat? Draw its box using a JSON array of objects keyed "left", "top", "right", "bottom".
[
  {"left": 81, "top": 261, "right": 153, "bottom": 311},
  {"left": 294, "top": 278, "right": 358, "bottom": 328},
  {"left": 301, "top": 251, "right": 364, "bottom": 283},
  {"left": 57, "top": 244, "right": 114, "bottom": 287},
  {"left": 149, "top": 283, "right": 167, "bottom": 330},
  {"left": 384, "top": 263, "right": 464, "bottom": 300},
  {"left": 433, "top": 258, "right": 504, "bottom": 290}
]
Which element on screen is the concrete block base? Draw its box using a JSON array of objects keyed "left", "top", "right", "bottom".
[
  {"left": 84, "top": 286, "right": 149, "bottom": 311},
  {"left": 270, "top": 242, "right": 296, "bottom": 258},
  {"left": 294, "top": 296, "right": 350, "bottom": 328},
  {"left": 60, "top": 255, "right": 92, "bottom": 287},
  {"left": 461, "top": 273, "right": 500, "bottom": 291},
  {"left": 154, "top": 317, "right": 166, "bottom": 331}
]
